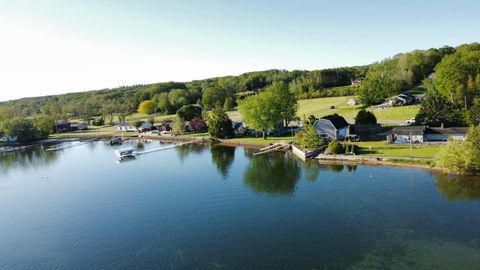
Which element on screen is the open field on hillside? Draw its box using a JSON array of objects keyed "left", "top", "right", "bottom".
[{"left": 372, "top": 105, "right": 420, "bottom": 122}]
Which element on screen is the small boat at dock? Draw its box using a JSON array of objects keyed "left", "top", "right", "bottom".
[
  {"left": 115, "top": 147, "right": 136, "bottom": 159},
  {"left": 109, "top": 137, "right": 123, "bottom": 146}
]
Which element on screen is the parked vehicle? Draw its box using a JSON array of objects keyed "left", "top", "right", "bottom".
[
  {"left": 406, "top": 118, "right": 416, "bottom": 125},
  {"left": 346, "top": 134, "right": 360, "bottom": 142}
]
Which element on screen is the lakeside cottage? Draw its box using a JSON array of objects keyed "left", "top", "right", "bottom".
[
  {"left": 139, "top": 123, "right": 153, "bottom": 133},
  {"left": 54, "top": 120, "right": 71, "bottom": 133},
  {"left": 117, "top": 122, "right": 137, "bottom": 132},
  {"left": 351, "top": 77, "right": 365, "bottom": 86},
  {"left": 70, "top": 123, "right": 88, "bottom": 131},
  {"left": 313, "top": 114, "right": 349, "bottom": 141},
  {"left": 388, "top": 126, "right": 468, "bottom": 144},
  {"left": 388, "top": 93, "right": 414, "bottom": 106},
  {"left": 233, "top": 122, "right": 246, "bottom": 136}
]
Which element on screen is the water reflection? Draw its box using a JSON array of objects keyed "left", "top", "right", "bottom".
[
  {"left": 210, "top": 145, "right": 235, "bottom": 179},
  {"left": 0, "top": 146, "right": 59, "bottom": 176},
  {"left": 435, "top": 173, "right": 480, "bottom": 202},
  {"left": 175, "top": 143, "right": 207, "bottom": 161},
  {"left": 243, "top": 152, "right": 301, "bottom": 196},
  {"left": 303, "top": 160, "right": 321, "bottom": 182}
]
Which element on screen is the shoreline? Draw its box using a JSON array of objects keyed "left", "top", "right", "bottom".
[{"left": 11, "top": 134, "right": 444, "bottom": 173}]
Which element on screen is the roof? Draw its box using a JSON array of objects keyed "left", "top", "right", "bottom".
[
  {"left": 118, "top": 122, "right": 132, "bottom": 127},
  {"left": 141, "top": 123, "right": 153, "bottom": 128},
  {"left": 321, "top": 114, "right": 349, "bottom": 129},
  {"left": 426, "top": 127, "right": 468, "bottom": 135},
  {"left": 71, "top": 123, "right": 87, "bottom": 127},
  {"left": 55, "top": 120, "right": 70, "bottom": 125},
  {"left": 391, "top": 126, "right": 427, "bottom": 135},
  {"left": 233, "top": 122, "right": 244, "bottom": 129}
]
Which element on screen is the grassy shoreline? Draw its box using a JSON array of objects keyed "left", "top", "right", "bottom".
[{"left": 42, "top": 127, "right": 446, "bottom": 172}]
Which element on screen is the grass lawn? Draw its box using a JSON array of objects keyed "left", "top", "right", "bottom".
[
  {"left": 297, "top": 96, "right": 361, "bottom": 119},
  {"left": 49, "top": 125, "right": 122, "bottom": 139},
  {"left": 372, "top": 105, "right": 420, "bottom": 121},
  {"left": 353, "top": 141, "right": 442, "bottom": 158},
  {"left": 227, "top": 135, "right": 294, "bottom": 144},
  {"left": 124, "top": 113, "right": 176, "bottom": 124}
]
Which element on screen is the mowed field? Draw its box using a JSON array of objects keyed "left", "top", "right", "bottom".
[
  {"left": 297, "top": 96, "right": 420, "bottom": 122},
  {"left": 297, "top": 96, "right": 360, "bottom": 121}
]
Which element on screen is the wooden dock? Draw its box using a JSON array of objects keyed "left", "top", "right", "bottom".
[{"left": 253, "top": 142, "right": 291, "bottom": 156}]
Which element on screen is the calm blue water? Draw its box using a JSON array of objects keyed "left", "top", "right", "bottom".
[{"left": 1, "top": 140, "right": 480, "bottom": 270}]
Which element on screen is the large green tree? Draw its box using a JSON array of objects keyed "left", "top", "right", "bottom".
[
  {"left": 238, "top": 82, "right": 297, "bottom": 139},
  {"left": 415, "top": 92, "right": 465, "bottom": 127}
]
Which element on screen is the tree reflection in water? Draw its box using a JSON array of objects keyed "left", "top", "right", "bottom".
[
  {"left": 175, "top": 143, "right": 206, "bottom": 162},
  {"left": 243, "top": 151, "right": 301, "bottom": 196},
  {"left": 0, "top": 146, "right": 59, "bottom": 176},
  {"left": 435, "top": 173, "right": 480, "bottom": 202},
  {"left": 210, "top": 145, "right": 235, "bottom": 179}
]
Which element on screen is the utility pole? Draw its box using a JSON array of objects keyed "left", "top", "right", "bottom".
[{"left": 410, "top": 131, "right": 413, "bottom": 160}]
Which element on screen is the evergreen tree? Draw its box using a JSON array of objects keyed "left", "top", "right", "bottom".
[{"left": 208, "top": 105, "right": 234, "bottom": 138}]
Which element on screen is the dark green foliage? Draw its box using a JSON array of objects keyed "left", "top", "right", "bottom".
[
  {"left": 355, "top": 109, "right": 377, "bottom": 125},
  {"left": 325, "top": 141, "right": 344, "bottom": 155},
  {"left": 344, "top": 144, "right": 358, "bottom": 155},
  {"left": 359, "top": 47, "right": 451, "bottom": 105},
  {"left": 0, "top": 117, "right": 47, "bottom": 142},
  {"left": 208, "top": 106, "right": 233, "bottom": 139},
  {"left": 415, "top": 92, "right": 465, "bottom": 127},
  {"left": 134, "top": 121, "right": 143, "bottom": 129},
  {"left": 243, "top": 153, "right": 301, "bottom": 195},
  {"left": 177, "top": 104, "right": 202, "bottom": 121},
  {"left": 210, "top": 145, "right": 235, "bottom": 179},
  {"left": 92, "top": 117, "right": 105, "bottom": 126}
]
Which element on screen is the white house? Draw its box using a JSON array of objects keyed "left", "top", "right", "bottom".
[
  {"left": 313, "top": 114, "right": 349, "bottom": 141},
  {"left": 117, "top": 122, "right": 137, "bottom": 132},
  {"left": 0, "top": 136, "right": 18, "bottom": 142},
  {"left": 388, "top": 126, "right": 468, "bottom": 144}
]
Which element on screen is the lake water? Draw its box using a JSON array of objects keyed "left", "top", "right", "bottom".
[{"left": 1, "top": 140, "right": 480, "bottom": 270}]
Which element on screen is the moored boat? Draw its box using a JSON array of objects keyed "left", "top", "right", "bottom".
[{"left": 115, "top": 147, "right": 136, "bottom": 159}]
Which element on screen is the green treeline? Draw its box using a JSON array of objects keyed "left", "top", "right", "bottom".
[{"left": 0, "top": 68, "right": 367, "bottom": 123}]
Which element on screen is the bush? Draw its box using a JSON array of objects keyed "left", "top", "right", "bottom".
[
  {"left": 344, "top": 144, "right": 358, "bottom": 155},
  {"left": 92, "top": 118, "right": 105, "bottom": 126},
  {"left": 325, "top": 141, "right": 344, "bottom": 155},
  {"left": 295, "top": 124, "right": 325, "bottom": 149},
  {"left": 177, "top": 104, "right": 202, "bottom": 121},
  {"left": 355, "top": 109, "right": 377, "bottom": 125},
  {"left": 134, "top": 121, "right": 143, "bottom": 129},
  {"left": 172, "top": 116, "right": 185, "bottom": 135}
]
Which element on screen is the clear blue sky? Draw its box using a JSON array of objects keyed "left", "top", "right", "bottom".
[{"left": 0, "top": 0, "right": 479, "bottom": 101}]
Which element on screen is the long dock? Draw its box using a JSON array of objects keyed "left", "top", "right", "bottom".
[
  {"left": 135, "top": 139, "right": 205, "bottom": 156},
  {"left": 46, "top": 137, "right": 98, "bottom": 151}
]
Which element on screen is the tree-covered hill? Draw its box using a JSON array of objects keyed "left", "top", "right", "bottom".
[{"left": 1, "top": 42, "right": 478, "bottom": 125}]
